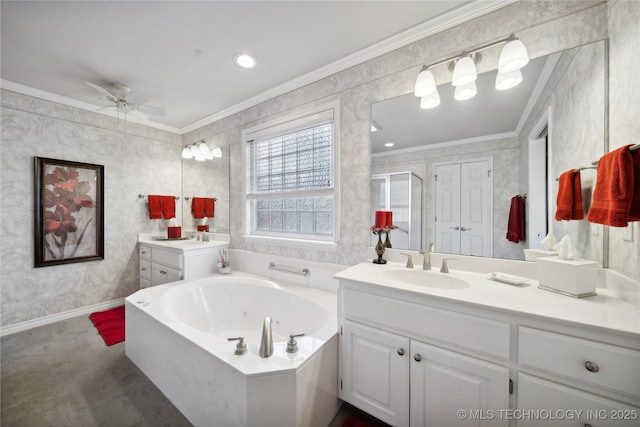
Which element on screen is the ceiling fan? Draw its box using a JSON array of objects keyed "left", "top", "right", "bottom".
[{"left": 84, "top": 81, "right": 166, "bottom": 120}]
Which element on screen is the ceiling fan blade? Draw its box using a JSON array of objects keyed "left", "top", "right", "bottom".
[
  {"left": 137, "top": 104, "right": 166, "bottom": 117},
  {"left": 85, "top": 81, "right": 118, "bottom": 102},
  {"left": 126, "top": 108, "right": 149, "bottom": 120}
]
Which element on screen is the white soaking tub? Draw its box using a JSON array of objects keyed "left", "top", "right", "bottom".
[{"left": 125, "top": 272, "right": 339, "bottom": 427}]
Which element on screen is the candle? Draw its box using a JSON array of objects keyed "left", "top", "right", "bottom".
[
  {"left": 375, "top": 210, "right": 387, "bottom": 228},
  {"left": 386, "top": 211, "right": 393, "bottom": 227}
]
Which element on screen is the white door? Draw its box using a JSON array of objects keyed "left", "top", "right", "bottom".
[
  {"left": 410, "top": 341, "right": 509, "bottom": 427},
  {"left": 435, "top": 160, "right": 492, "bottom": 256},
  {"left": 434, "top": 164, "right": 461, "bottom": 254},
  {"left": 340, "top": 320, "right": 409, "bottom": 426}
]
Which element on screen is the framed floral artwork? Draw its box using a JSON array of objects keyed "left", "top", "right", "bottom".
[{"left": 34, "top": 157, "right": 104, "bottom": 267}]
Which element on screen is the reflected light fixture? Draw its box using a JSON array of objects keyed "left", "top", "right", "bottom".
[
  {"left": 420, "top": 90, "right": 440, "bottom": 109},
  {"left": 498, "top": 35, "right": 529, "bottom": 73},
  {"left": 413, "top": 33, "right": 528, "bottom": 109},
  {"left": 454, "top": 81, "right": 477, "bottom": 101},
  {"left": 371, "top": 120, "right": 381, "bottom": 132},
  {"left": 495, "top": 68, "right": 523, "bottom": 90},
  {"left": 384, "top": 142, "right": 395, "bottom": 148},
  {"left": 414, "top": 66, "right": 437, "bottom": 97},
  {"left": 182, "top": 140, "right": 222, "bottom": 161}
]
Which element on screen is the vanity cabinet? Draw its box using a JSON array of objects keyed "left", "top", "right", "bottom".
[
  {"left": 139, "top": 244, "right": 182, "bottom": 288},
  {"left": 337, "top": 272, "right": 640, "bottom": 427}
]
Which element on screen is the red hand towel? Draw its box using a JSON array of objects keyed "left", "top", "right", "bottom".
[
  {"left": 507, "top": 195, "right": 525, "bottom": 243},
  {"left": 587, "top": 144, "right": 634, "bottom": 227},
  {"left": 191, "top": 197, "right": 205, "bottom": 219},
  {"left": 147, "top": 195, "right": 163, "bottom": 219},
  {"left": 629, "top": 148, "right": 640, "bottom": 221},
  {"left": 204, "top": 198, "right": 215, "bottom": 218},
  {"left": 555, "top": 170, "right": 584, "bottom": 221},
  {"left": 161, "top": 196, "right": 176, "bottom": 220}
]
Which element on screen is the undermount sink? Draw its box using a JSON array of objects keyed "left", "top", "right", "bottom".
[{"left": 381, "top": 269, "right": 470, "bottom": 289}]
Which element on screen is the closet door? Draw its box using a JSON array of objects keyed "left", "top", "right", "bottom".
[
  {"left": 434, "top": 164, "right": 461, "bottom": 254},
  {"left": 460, "top": 160, "right": 492, "bottom": 256}
]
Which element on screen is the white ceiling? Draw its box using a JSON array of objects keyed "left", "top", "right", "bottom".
[{"left": 0, "top": 1, "right": 509, "bottom": 134}]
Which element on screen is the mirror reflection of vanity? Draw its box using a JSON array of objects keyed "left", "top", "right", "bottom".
[
  {"left": 370, "top": 40, "right": 606, "bottom": 264},
  {"left": 181, "top": 144, "right": 230, "bottom": 234}
]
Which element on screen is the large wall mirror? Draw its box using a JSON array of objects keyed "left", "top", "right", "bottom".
[
  {"left": 181, "top": 144, "right": 230, "bottom": 233},
  {"left": 371, "top": 40, "right": 606, "bottom": 264}
]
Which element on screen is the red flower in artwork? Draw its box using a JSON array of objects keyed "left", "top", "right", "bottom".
[{"left": 42, "top": 166, "right": 94, "bottom": 259}]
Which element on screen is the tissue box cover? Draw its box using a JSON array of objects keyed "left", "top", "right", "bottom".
[
  {"left": 536, "top": 256, "right": 598, "bottom": 297},
  {"left": 197, "top": 225, "right": 209, "bottom": 232},
  {"left": 167, "top": 226, "right": 182, "bottom": 239}
]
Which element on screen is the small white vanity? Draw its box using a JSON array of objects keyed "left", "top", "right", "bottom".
[
  {"left": 335, "top": 262, "right": 640, "bottom": 426},
  {"left": 138, "top": 233, "right": 230, "bottom": 288}
]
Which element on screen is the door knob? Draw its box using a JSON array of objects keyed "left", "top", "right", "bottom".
[
  {"left": 414, "top": 354, "right": 422, "bottom": 362},
  {"left": 460, "top": 227, "right": 472, "bottom": 231},
  {"left": 450, "top": 226, "right": 460, "bottom": 230}
]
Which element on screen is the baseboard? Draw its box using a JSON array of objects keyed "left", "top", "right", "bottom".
[{"left": 0, "top": 298, "right": 125, "bottom": 337}]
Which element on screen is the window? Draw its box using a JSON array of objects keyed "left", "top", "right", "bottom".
[{"left": 244, "top": 104, "right": 339, "bottom": 246}]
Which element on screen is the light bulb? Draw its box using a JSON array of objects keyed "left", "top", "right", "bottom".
[
  {"left": 451, "top": 56, "right": 477, "bottom": 87},
  {"left": 414, "top": 67, "right": 437, "bottom": 97},
  {"left": 498, "top": 38, "right": 529, "bottom": 73},
  {"left": 181, "top": 147, "right": 192, "bottom": 158},
  {"left": 454, "top": 81, "right": 477, "bottom": 101},
  {"left": 495, "top": 69, "right": 523, "bottom": 91}
]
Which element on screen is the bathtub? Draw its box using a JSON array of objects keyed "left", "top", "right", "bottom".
[{"left": 125, "top": 273, "right": 339, "bottom": 427}]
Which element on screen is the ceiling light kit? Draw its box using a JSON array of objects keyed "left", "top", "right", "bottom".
[
  {"left": 181, "top": 140, "right": 223, "bottom": 161},
  {"left": 234, "top": 53, "right": 257, "bottom": 69},
  {"left": 414, "top": 34, "right": 529, "bottom": 109}
]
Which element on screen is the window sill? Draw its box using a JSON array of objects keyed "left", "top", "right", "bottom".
[{"left": 242, "top": 235, "right": 338, "bottom": 252}]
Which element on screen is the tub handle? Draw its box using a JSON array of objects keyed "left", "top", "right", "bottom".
[
  {"left": 286, "top": 333, "right": 306, "bottom": 353},
  {"left": 227, "top": 336, "right": 248, "bottom": 355}
]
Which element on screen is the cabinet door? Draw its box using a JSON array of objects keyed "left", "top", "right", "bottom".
[
  {"left": 410, "top": 341, "right": 509, "bottom": 427},
  {"left": 341, "top": 320, "right": 409, "bottom": 426},
  {"left": 151, "top": 263, "right": 181, "bottom": 286},
  {"left": 518, "top": 373, "right": 639, "bottom": 426}
]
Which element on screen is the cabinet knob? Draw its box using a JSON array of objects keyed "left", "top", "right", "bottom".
[
  {"left": 584, "top": 424, "right": 592, "bottom": 427},
  {"left": 397, "top": 348, "right": 405, "bottom": 356},
  {"left": 414, "top": 354, "right": 422, "bottom": 362},
  {"left": 160, "top": 270, "right": 167, "bottom": 275},
  {"left": 141, "top": 250, "right": 147, "bottom": 254},
  {"left": 584, "top": 361, "right": 599, "bottom": 373},
  {"left": 141, "top": 267, "right": 146, "bottom": 271}
]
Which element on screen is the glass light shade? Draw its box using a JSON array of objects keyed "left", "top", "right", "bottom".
[
  {"left": 190, "top": 145, "right": 199, "bottom": 156},
  {"left": 451, "top": 56, "right": 477, "bottom": 86},
  {"left": 198, "top": 141, "right": 210, "bottom": 154},
  {"left": 195, "top": 155, "right": 206, "bottom": 161},
  {"left": 498, "top": 39, "right": 529, "bottom": 73},
  {"left": 495, "top": 69, "right": 523, "bottom": 91},
  {"left": 420, "top": 89, "right": 440, "bottom": 109},
  {"left": 454, "top": 81, "right": 477, "bottom": 101},
  {"left": 211, "top": 147, "right": 223, "bottom": 158},
  {"left": 414, "top": 68, "right": 437, "bottom": 97},
  {"left": 181, "top": 147, "right": 192, "bottom": 158},
  {"left": 203, "top": 150, "right": 214, "bottom": 160}
]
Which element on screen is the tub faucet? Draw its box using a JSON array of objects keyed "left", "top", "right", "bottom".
[
  {"left": 421, "top": 243, "right": 435, "bottom": 270},
  {"left": 259, "top": 317, "right": 274, "bottom": 358}
]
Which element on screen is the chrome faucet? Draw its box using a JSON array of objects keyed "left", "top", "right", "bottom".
[
  {"left": 259, "top": 317, "right": 274, "bottom": 358},
  {"left": 400, "top": 253, "right": 414, "bottom": 268},
  {"left": 421, "top": 243, "right": 435, "bottom": 270},
  {"left": 440, "top": 258, "right": 457, "bottom": 273}
]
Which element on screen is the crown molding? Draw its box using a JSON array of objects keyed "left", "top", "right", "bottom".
[
  {"left": 180, "top": 0, "right": 514, "bottom": 134},
  {"left": 1, "top": 79, "right": 182, "bottom": 134}
]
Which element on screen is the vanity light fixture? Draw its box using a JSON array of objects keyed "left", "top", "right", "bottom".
[
  {"left": 182, "top": 140, "right": 222, "bottom": 161},
  {"left": 413, "top": 34, "right": 528, "bottom": 107}
]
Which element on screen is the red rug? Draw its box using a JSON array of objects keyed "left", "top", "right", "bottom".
[{"left": 89, "top": 305, "right": 125, "bottom": 346}]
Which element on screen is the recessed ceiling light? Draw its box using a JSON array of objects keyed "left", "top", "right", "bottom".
[
  {"left": 234, "top": 54, "right": 257, "bottom": 69},
  {"left": 384, "top": 142, "right": 395, "bottom": 147}
]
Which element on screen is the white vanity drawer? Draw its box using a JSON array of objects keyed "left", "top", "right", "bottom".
[
  {"left": 140, "top": 277, "right": 151, "bottom": 289},
  {"left": 139, "top": 244, "right": 151, "bottom": 261},
  {"left": 139, "top": 260, "right": 151, "bottom": 280},
  {"left": 518, "top": 326, "right": 640, "bottom": 397},
  {"left": 151, "top": 263, "right": 181, "bottom": 285},
  {"left": 343, "top": 288, "right": 510, "bottom": 360},
  {"left": 151, "top": 247, "right": 182, "bottom": 269}
]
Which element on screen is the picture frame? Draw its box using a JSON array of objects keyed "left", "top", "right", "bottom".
[{"left": 34, "top": 157, "right": 104, "bottom": 267}]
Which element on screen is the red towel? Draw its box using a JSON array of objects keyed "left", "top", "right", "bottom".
[
  {"left": 629, "top": 148, "right": 640, "bottom": 221},
  {"left": 555, "top": 170, "right": 584, "bottom": 221},
  {"left": 191, "top": 197, "right": 205, "bottom": 219},
  {"left": 204, "top": 198, "right": 215, "bottom": 218},
  {"left": 161, "top": 195, "right": 176, "bottom": 219},
  {"left": 506, "top": 195, "right": 525, "bottom": 243},
  {"left": 147, "top": 195, "right": 163, "bottom": 219},
  {"left": 587, "top": 144, "right": 634, "bottom": 227}
]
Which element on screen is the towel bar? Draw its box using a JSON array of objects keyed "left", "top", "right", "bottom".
[
  {"left": 138, "top": 194, "right": 180, "bottom": 200},
  {"left": 184, "top": 196, "right": 217, "bottom": 201},
  {"left": 268, "top": 262, "right": 310, "bottom": 277}
]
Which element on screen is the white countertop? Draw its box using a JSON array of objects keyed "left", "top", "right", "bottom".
[
  {"left": 138, "top": 232, "right": 229, "bottom": 252},
  {"left": 334, "top": 261, "right": 640, "bottom": 337}
]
